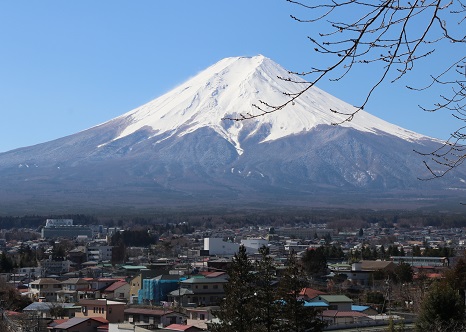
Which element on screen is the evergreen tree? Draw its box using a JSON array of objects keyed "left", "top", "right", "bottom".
[
  {"left": 211, "top": 245, "right": 259, "bottom": 332},
  {"left": 301, "top": 247, "right": 327, "bottom": 278},
  {"left": 393, "top": 262, "right": 413, "bottom": 284},
  {"left": 416, "top": 281, "right": 466, "bottom": 331},
  {"left": 254, "top": 246, "right": 280, "bottom": 332},
  {"left": 277, "top": 250, "right": 326, "bottom": 332}
]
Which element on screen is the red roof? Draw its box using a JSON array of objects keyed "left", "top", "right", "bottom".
[
  {"left": 205, "top": 271, "right": 227, "bottom": 278},
  {"left": 165, "top": 324, "right": 197, "bottom": 331},
  {"left": 104, "top": 280, "right": 128, "bottom": 292},
  {"left": 299, "top": 287, "right": 326, "bottom": 299}
]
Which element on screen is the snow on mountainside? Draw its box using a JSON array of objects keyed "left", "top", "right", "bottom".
[
  {"left": 99, "top": 55, "right": 427, "bottom": 155},
  {"left": 0, "top": 54, "right": 461, "bottom": 213}
]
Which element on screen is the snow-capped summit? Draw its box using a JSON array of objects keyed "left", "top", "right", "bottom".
[
  {"left": 0, "top": 55, "right": 460, "bottom": 213},
  {"left": 100, "top": 55, "right": 425, "bottom": 154}
]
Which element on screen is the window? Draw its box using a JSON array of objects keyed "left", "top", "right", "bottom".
[
  {"left": 203, "top": 285, "right": 208, "bottom": 289},
  {"left": 213, "top": 285, "right": 218, "bottom": 289},
  {"left": 200, "top": 314, "right": 205, "bottom": 320}
]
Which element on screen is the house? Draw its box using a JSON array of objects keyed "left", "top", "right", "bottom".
[
  {"left": 57, "top": 278, "right": 91, "bottom": 303},
  {"left": 103, "top": 280, "right": 130, "bottom": 301},
  {"left": 185, "top": 306, "right": 218, "bottom": 329},
  {"left": 76, "top": 299, "right": 125, "bottom": 323},
  {"left": 298, "top": 287, "right": 326, "bottom": 301},
  {"left": 87, "top": 277, "right": 122, "bottom": 298},
  {"left": 167, "top": 276, "right": 227, "bottom": 307},
  {"left": 51, "top": 317, "right": 108, "bottom": 332},
  {"left": 29, "top": 277, "right": 62, "bottom": 301},
  {"left": 124, "top": 308, "right": 186, "bottom": 329},
  {"left": 320, "top": 310, "right": 372, "bottom": 326},
  {"left": 312, "top": 295, "right": 353, "bottom": 311},
  {"left": 23, "top": 301, "right": 80, "bottom": 319}
]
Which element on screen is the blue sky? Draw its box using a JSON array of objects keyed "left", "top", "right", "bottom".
[{"left": 0, "top": 1, "right": 461, "bottom": 152}]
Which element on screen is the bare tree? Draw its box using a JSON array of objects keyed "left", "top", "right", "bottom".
[{"left": 230, "top": 0, "right": 466, "bottom": 178}]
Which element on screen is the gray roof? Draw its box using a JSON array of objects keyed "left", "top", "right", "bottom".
[
  {"left": 23, "top": 302, "right": 77, "bottom": 311},
  {"left": 169, "top": 288, "right": 194, "bottom": 296},
  {"left": 181, "top": 277, "right": 227, "bottom": 284}
]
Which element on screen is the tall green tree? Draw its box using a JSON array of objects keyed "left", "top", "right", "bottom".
[
  {"left": 254, "top": 246, "right": 280, "bottom": 332},
  {"left": 277, "top": 250, "right": 326, "bottom": 332},
  {"left": 416, "top": 281, "right": 466, "bottom": 332},
  {"left": 301, "top": 247, "right": 327, "bottom": 278},
  {"left": 211, "top": 245, "right": 259, "bottom": 332}
]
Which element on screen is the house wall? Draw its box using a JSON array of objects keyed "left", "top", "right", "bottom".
[{"left": 77, "top": 301, "right": 125, "bottom": 323}]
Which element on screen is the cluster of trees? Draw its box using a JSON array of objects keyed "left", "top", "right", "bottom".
[
  {"left": 348, "top": 244, "right": 454, "bottom": 262},
  {"left": 211, "top": 246, "right": 326, "bottom": 332}
]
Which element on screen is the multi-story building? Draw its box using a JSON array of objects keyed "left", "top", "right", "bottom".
[
  {"left": 76, "top": 299, "right": 125, "bottom": 323},
  {"left": 167, "top": 275, "right": 228, "bottom": 307},
  {"left": 57, "top": 278, "right": 91, "bottom": 303},
  {"left": 29, "top": 277, "right": 62, "bottom": 301},
  {"left": 86, "top": 244, "right": 113, "bottom": 262},
  {"left": 41, "top": 219, "right": 93, "bottom": 239}
]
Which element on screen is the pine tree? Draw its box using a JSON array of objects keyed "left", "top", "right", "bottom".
[
  {"left": 301, "top": 247, "right": 327, "bottom": 278},
  {"left": 253, "top": 246, "right": 280, "bottom": 332},
  {"left": 416, "top": 281, "right": 466, "bottom": 331},
  {"left": 276, "top": 250, "right": 326, "bottom": 332},
  {"left": 211, "top": 245, "right": 259, "bottom": 332}
]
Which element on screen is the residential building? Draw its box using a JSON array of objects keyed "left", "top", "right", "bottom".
[
  {"left": 40, "top": 257, "right": 71, "bottom": 276},
  {"left": 185, "top": 306, "right": 218, "bottom": 329},
  {"left": 76, "top": 299, "right": 125, "bottom": 323},
  {"left": 102, "top": 280, "right": 130, "bottom": 301},
  {"left": 29, "top": 278, "right": 62, "bottom": 301},
  {"left": 51, "top": 317, "right": 108, "bottom": 332},
  {"left": 124, "top": 308, "right": 186, "bottom": 329},
  {"left": 57, "top": 278, "right": 91, "bottom": 303},
  {"left": 87, "top": 244, "right": 113, "bottom": 262},
  {"left": 167, "top": 275, "right": 228, "bottom": 307}
]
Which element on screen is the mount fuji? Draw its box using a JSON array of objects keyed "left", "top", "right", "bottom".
[{"left": 0, "top": 55, "right": 463, "bottom": 213}]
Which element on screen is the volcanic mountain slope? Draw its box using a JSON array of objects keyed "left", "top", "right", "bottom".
[{"left": 0, "top": 55, "right": 462, "bottom": 212}]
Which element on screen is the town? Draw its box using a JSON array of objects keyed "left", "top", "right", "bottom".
[{"left": 0, "top": 213, "right": 463, "bottom": 332}]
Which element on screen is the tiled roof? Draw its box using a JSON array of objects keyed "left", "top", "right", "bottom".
[
  {"left": 299, "top": 287, "right": 326, "bottom": 299},
  {"left": 104, "top": 280, "right": 128, "bottom": 292},
  {"left": 29, "top": 278, "right": 60, "bottom": 284},
  {"left": 124, "top": 308, "right": 175, "bottom": 316}
]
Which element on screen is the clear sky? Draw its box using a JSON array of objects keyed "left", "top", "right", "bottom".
[{"left": 0, "top": 1, "right": 461, "bottom": 152}]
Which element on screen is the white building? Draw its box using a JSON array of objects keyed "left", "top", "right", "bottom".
[
  {"left": 241, "top": 238, "right": 269, "bottom": 253},
  {"left": 87, "top": 244, "right": 113, "bottom": 262},
  {"left": 204, "top": 238, "right": 239, "bottom": 256}
]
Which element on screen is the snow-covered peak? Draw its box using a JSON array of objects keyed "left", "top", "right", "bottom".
[{"left": 101, "top": 55, "right": 426, "bottom": 154}]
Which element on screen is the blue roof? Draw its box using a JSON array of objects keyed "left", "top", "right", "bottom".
[
  {"left": 352, "top": 305, "right": 370, "bottom": 312},
  {"left": 304, "top": 301, "right": 329, "bottom": 307}
]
